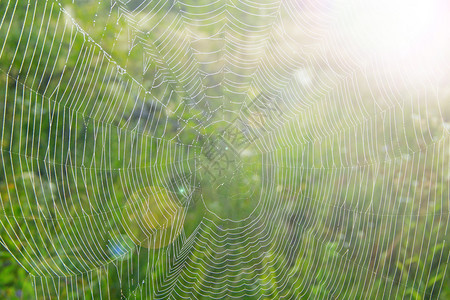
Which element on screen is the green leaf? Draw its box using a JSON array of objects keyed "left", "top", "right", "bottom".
[
  {"left": 405, "top": 288, "right": 421, "bottom": 300},
  {"left": 426, "top": 271, "right": 445, "bottom": 288},
  {"left": 426, "top": 242, "right": 444, "bottom": 263}
]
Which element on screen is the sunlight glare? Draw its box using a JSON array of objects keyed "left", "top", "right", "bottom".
[{"left": 339, "top": 0, "right": 450, "bottom": 74}]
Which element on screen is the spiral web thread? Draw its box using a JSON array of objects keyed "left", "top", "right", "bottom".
[{"left": 0, "top": 0, "right": 449, "bottom": 298}]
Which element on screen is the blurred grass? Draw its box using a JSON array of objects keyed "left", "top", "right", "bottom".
[{"left": 0, "top": 0, "right": 449, "bottom": 299}]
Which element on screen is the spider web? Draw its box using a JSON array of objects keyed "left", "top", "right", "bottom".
[{"left": 0, "top": 0, "right": 449, "bottom": 298}]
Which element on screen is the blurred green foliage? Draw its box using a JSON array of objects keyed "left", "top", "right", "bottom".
[{"left": 0, "top": 0, "right": 449, "bottom": 299}]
